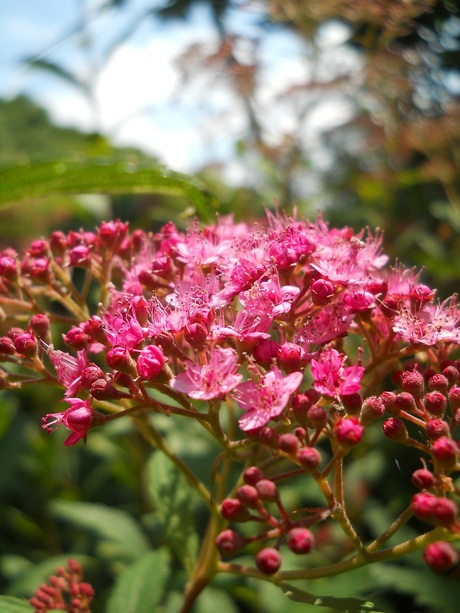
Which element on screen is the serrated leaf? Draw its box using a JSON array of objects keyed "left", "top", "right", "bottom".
[
  {"left": 0, "top": 159, "right": 217, "bottom": 220},
  {"left": 147, "top": 451, "right": 199, "bottom": 576},
  {"left": 0, "top": 596, "right": 33, "bottom": 612},
  {"left": 50, "top": 500, "right": 149, "bottom": 562},
  {"left": 282, "top": 584, "right": 384, "bottom": 613},
  {"left": 107, "top": 549, "right": 170, "bottom": 613}
]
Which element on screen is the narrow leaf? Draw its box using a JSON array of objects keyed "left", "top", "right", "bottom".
[
  {"left": 21, "top": 58, "right": 87, "bottom": 93},
  {"left": 107, "top": 549, "right": 170, "bottom": 613},
  {"left": 50, "top": 500, "right": 150, "bottom": 562},
  {"left": 0, "top": 596, "right": 33, "bottom": 612},
  {"left": 0, "top": 159, "right": 217, "bottom": 220},
  {"left": 282, "top": 584, "right": 384, "bottom": 613},
  {"left": 147, "top": 451, "right": 199, "bottom": 576}
]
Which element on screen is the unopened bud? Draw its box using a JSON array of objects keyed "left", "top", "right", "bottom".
[
  {"left": 383, "top": 418, "right": 407, "bottom": 441},
  {"left": 255, "top": 547, "right": 282, "bottom": 575},
  {"left": 424, "top": 541, "right": 459, "bottom": 572},
  {"left": 286, "top": 527, "right": 314, "bottom": 555},
  {"left": 215, "top": 529, "right": 247, "bottom": 556},
  {"left": 334, "top": 417, "right": 364, "bottom": 447}
]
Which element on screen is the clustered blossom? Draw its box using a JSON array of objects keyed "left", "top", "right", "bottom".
[
  {"left": 0, "top": 210, "right": 459, "bottom": 578},
  {"left": 29, "top": 558, "right": 94, "bottom": 612}
]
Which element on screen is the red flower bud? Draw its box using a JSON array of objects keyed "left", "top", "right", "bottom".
[
  {"left": 424, "top": 391, "right": 447, "bottom": 417},
  {"left": 412, "top": 492, "right": 457, "bottom": 527},
  {"left": 425, "top": 419, "right": 449, "bottom": 440},
  {"left": 431, "top": 436, "right": 458, "bottom": 470},
  {"left": 334, "top": 416, "right": 364, "bottom": 447},
  {"left": 255, "top": 547, "right": 282, "bottom": 575},
  {"left": 310, "top": 279, "right": 335, "bottom": 305},
  {"left": 400, "top": 369, "right": 424, "bottom": 398},
  {"left": 136, "top": 345, "right": 165, "bottom": 379},
  {"left": 298, "top": 447, "right": 322, "bottom": 470},
  {"left": 427, "top": 374, "right": 448, "bottom": 394},
  {"left": 383, "top": 418, "right": 408, "bottom": 441},
  {"left": 255, "top": 479, "right": 278, "bottom": 502},
  {"left": 220, "top": 498, "right": 251, "bottom": 522},
  {"left": 215, "top": 529, "right": 247, "bottom": 556},
  {"left": 359, "top": 395, "right": 384, "bottom": 425},
  {"left": 412, "top": 468, "right": 436, "bottom": 490},
  {"left": 286, "top": 527, "right": 314, "bottom": 555},
  {"left": 424, "top": 541, "right": 458, "bottom": 572},
  {"left": 243, "top": 466, "right": 264, "bottom": 486},
  {"left": 236, "top": 485, "right": 260, "bottom": 508},
  {"left": 278, "top": 433, "right": 299, "bottom": 455}
]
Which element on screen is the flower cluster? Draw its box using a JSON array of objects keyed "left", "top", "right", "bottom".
[
  {"left": 0, "top": 211, "right": 459, "bottom": 578},
  {"left": 29, "top": 558, "right": 94, "bottom": 612}
]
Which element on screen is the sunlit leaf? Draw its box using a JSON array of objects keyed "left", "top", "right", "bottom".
[{"left": 0, "top": 159, "right": 218, "bottom": 220}]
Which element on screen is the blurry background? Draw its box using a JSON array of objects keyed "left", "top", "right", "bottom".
[{"left": 0, "top": 2, "right": 460, "bottom": 612}]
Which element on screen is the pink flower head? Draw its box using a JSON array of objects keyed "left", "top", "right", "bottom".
[
  {"left": 171, "top": 346, "right": 243, "bottom": 400},
  {"left": 47, "top": 346, "right": 89, "bottom": 397},
  {"left": 42, "top": 398, "right": 98, "bottom": 446},
  {"left": 137, "top": 344, "right": 166, "bottom": 379},
  {"left": 233, "top": 365, "right": 303, "bottom": 431},
  {"left": 311, "top": 348, "right": 364, "bottom": 398}
]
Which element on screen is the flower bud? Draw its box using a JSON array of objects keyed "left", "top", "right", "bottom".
[
  {"left": 0, "top": 336, "right": 16, "bottom": 356},
  {"left": 424, "top": 391, "right": 447, "bottom": 417},
  {"left": 395, "top": 392, "right": 417, "bottom": 413},
  {"left": 220, "top": 498, "right": 251, "bottom": 522},
  {"left": 310, "top": 279, "right": 335, "bottom": 305},
  {"left": 63, "top": 326, "right": 88, "bottom": 350},
  {"left": 286, "top": 527, "right": 314, "bottom": 555},
  {"left": 137, "top": 345, "right": 166, "bottom": 380},
  {"left": 448, "top": 386, "right": 460, "bottom": 411},
  {"left": 258, "top": 427, "right": 279, "bottom": 447},
  {"left": 278, "top": 433, "right": 299, "bottom": 455},
  {"left": 427, "top": 374, "right": 448, "bottom": 394},
  {"left": 215, "top": 529, "right": 247, "bottom": 556},
  {"left": 412, "top": 492, "right": 457, "bottom": 527},
  {"left": 306, "top": 404, "right": 327, "bottom": 429},
  {"left": 383, "top": 418, "right": 408, "bottom": 442},
  {"left": 412, "top": 468, "right": 436, "bottom": 490},
  {"left": 431, "top": 436, "right": 458, "bottom": 471},
  {"left": 298, "top": 447, "right": 322, "bottom": 471},
  {"left": 380, "top": 391, "right": 398, "bottom": 415},
  {"left": 255, "top": 479, "right": 278, "bottom": 502},
  {"left": 69, "top": 245, "right": 91, "bottom": 267},
  {"left": 359, "top": 395, "right": 384, "bottom": 425},
  {"left": 236, "top": 485, "right": 260, "bottom": 508},
  {"left": 184, "top": 322, "right": 208, "bottom": 350},
  {"left": 424, "top": 542, "right": 458, "bottom": 572},
  {"left": 253, "top": 339, "right": 280, "bottom": 365},
  {"left": 400, "top": 370, "right": 424, "bottom": 398},
  {"left": 334, "top": 417, "right": 364, "bottom": 447},
  {"left": 243, "top": 466, "right": 263, "bottom": 486},
  {"left": 442, "top": 365, "right": 459, "bottom": 387},
  {"left": 14, "top": 332, "right": 37, "bottom": 357},
  {"left": 340, "top": 392, "right": 363, "bottom": 416},
  {"left": 29, "top": 314, "right": 51, "bottom": 343},
  {"left": 277, "top": 342, "right": 302, "bottom": 373},
  {"left": 106, "top": 347, "right": 137, "bottom": 375},
  {"left": 255, "top": 547, "right": 282, "bottom": 575},
  {"left": 0, "top": 255, "right": 18, "bottom": 281},
  {"left": 425, "top": 419, "right": 449, "bottom": 441}
]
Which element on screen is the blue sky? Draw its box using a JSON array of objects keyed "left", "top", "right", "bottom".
[{"left": 0, "top": 1, "right": 355, "bottom": 175}]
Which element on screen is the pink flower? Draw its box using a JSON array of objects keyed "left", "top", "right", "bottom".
[
  {"left": 137, "top": 345, "right": 166, "bottom": 379},
  {"left": 311, "top": 348, "right": 364, "bottom": 398},
  {"left": 392, "top": 296, "right": 460, "bottom": 347},
  {"left": 171, "top": 346, "right": 243, "bottom": 400},
  {"left": 233, "top": 365, "right": 303, "bottom": 431},
  {"left": 47, "top": 346, "right": 89, "bottom": 397},
  {"left": 42, "top": 398, "right": 99, "bottom": 446}
]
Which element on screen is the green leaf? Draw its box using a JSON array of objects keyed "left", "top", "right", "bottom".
[
  {"left": 107, "top": 549, "right": 170, "bottom": 613},
  {"left": 0, "top": 159, "right": 218, "bottom": 220},
  {"left": 282, "top": 584, "right": 384, "bottom": 613},
  {"left": 370, "top": 564, "right": 460, "bottom": 613},
  {"left": 147, "top": 451, "right": 199, "bottom": 576},
  {"left": 21, "top": 57, "right": 88, "bottom": 94},
  {"left": 0, "top": 596, "right": 33, "bottom": 612},
  {"left": 50, "top": 500, "right": 150, "bottom": 562}
]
